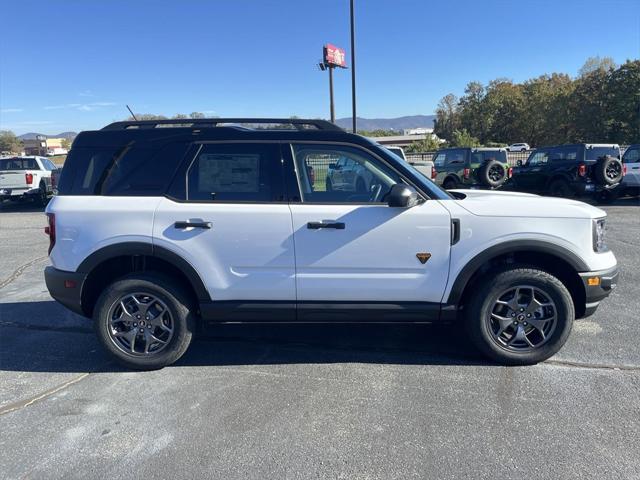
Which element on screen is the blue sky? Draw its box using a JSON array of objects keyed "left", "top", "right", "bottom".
[{"left": 1, "top": 0, "right": 638, "bottom": 135}]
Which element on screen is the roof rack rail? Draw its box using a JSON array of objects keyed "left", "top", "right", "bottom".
[{"left": 102, "top": 118, "right": 343, "bottom": 132}]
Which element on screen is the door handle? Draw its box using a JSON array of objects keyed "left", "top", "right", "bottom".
[
  {"left": 307, "top": 221, "right": 345, "bottom": 230},
  {"left": 174, "top": 221, "right": 212, "bottom": 229}
]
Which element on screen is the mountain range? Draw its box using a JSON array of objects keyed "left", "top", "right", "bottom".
[
  {"left": 16, "top": 116, "right": 436, "bottom": 139},
  {"left": 335, "top": 115, "right": 436, "bottom": 131}
]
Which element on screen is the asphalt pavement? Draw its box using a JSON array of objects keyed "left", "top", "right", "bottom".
[{"left": 1, "top": 197, "right": 639, "bottom": 479}]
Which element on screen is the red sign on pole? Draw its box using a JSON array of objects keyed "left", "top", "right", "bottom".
[{"left": 324, "top": 44, "right": 346, "bottom": 68}]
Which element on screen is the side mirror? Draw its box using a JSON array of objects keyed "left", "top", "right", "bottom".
[
  {"left": 516, "top": 160, "right": 523, "bottom": 167},
  {"left": 388, "top": 183, "right": 419, "bottom": 208}
]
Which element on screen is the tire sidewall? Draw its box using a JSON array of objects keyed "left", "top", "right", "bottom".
[
  {"left": 481, "top": 160, "right": 506, "bottom": 187},
  {"left": 94, "top": 274, "right": 195, "bottom": 369},
  {"left": 467, "top": 268, "right": 574, "bottom": 365}
]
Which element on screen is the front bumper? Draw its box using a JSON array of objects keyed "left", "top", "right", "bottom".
[
  {"left": 579, "top": 265, "right": 618, "bottom": 318},
  {"left": 44, "top": 266, "right": 88, "bottom": 317}
]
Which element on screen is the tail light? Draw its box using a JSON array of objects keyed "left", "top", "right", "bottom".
[
  {"left": 578, "top": 164, "right": 586, "bottom": 176},
  {"left": 45, "top": 213, "right": 56, "bottom": 254},
  {"left": 25, "top": 173, "right": 33, "bottom": 185},
  {"left": 508, "top": 167, "right": 513, "bottom": 178},
  {"left": 431, "top": 166, "right": 437, "bottom": 180},
  {"left": 623, "top": 165, "right": 627, "bottom": 176},
  {"left": 463, "top": 168, "right": 470, "bottom": 179}
]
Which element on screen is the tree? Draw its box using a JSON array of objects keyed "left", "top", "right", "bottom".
[
  {"left": 125, "top": 113, "right": 168, "bottom": 121},
  {"left": 61, "top": 138, "right": 71, "bottom": 150},
  {"left": 433, "top": 93, "right": 459, "bottom": 141},
  {"left": 449, "top": 129, "right": 480, "bottom": 147},
  {"left": 578, "top": 56, "right": 617, "bottom": 78},
  {"left": 172, "top": 113, "right": 188, "bottom": 119},
  {"left": 605, "top": 60, "right": 640, "bottom": 143},
  {"left": 189, "top": 112, "right": 205, "bottom": 119},
  {"left": 404, "top": 135, "right": 441, "bottom": 153},
  {"left": 0, "top": 130, "right": 23, "bottom": 154}
]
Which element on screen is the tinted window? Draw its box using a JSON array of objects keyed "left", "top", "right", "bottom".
[
  {"left": 548, "top": 146, "right": 578, "bottom": 162},
  {"left": 292, "top": 144, "right": 402, "bottom": 204},
  {"left": 0, "top": 158, "right": 38, "bottom": 170},
  {"left": 433, "top": 153, "right": 446, "bottom": 167},
  {"left": 472, "top": 151, "right": 507, "bottom": 163},
  {"left": 58, "top": 142, "right": 189, "bottom": 196},
  {"left": 184, "top": 143, "right": 282, "bottom": 202},
  {"left": 445, "top": 150, "right": 465, "bottom": 165},
  {"left": 42, "top": 159, "right": 58, "bottom": 171},
  {"left": 585, "top": 146, "right": 620, "bottom": 160},
  {"left": 623, "top": 147, "right": 640, "bottom": 163},
  {"left": 527, "top": 151, "right": 548, "bottom": 166}
]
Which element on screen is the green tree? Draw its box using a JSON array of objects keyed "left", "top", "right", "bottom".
[
  {"left": 605, "top": 60, "right": 640, "bottom": 143},
  {"left": 61, "top": 138, "right": 72, "bottom": 150},
  {"left": 0, "top": 130, "right": 23, "bottom": 154},
  {"left": 433, "top": 93, "right": 459, "bottom": 141},
  {"left": 189, "top": 112, "right": 205, "bottom": 119},
  {"left": 449, "top": 129, "right": 480, "bottom": 147},
  {"left": 404, "top": 135, "right": 441, "bottom": 153}
]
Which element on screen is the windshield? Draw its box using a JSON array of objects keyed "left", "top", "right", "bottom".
[
  {"left": 586, "top": 146, "right": 620, "bottom": 160},
  {"left": 369, "top": 142, "right": 453, "bottom": 200}
]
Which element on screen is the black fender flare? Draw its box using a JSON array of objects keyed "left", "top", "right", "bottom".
[
  {"left": 76, "top": 242, "right": 211, "bottom": 301},
  {"left": 445, "top": 239, "right": 589, "bottom": 305}
]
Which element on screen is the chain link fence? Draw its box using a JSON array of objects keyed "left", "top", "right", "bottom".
[{"left": 406, "top": 150, "right": 530, "bottom": 166}]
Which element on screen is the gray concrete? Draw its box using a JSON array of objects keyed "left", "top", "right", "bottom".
[{"left": 1, "top": 197, "right": 639, "bottom": 479}]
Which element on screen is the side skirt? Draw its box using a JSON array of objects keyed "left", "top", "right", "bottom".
[{"left": 199, "top": 301, "right": 449, "bottom": 324}]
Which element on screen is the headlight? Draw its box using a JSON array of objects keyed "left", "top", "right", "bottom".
[{"left": 593, "top": 218, "right": 607, "bottom": 252}]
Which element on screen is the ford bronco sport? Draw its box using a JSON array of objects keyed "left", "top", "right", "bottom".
[
  {"left": 432, "top": 147, "right": 511, "bottom": 190},
  {"left": 508, "top": 143, "right": 624, "bottom": 199},
  {"left": 44, "top": 118, "right": 618, "bottom": 369}
]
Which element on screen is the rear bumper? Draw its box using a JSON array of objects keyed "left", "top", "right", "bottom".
[
  {"left": 579, "top": 265, "right": 618, "bottom": 318},
  {"left": 44, "top": 266, "right": 88, "bottom": 317},
  {"left": 0, "top": 187, "right": 40, "bottom": 200}
]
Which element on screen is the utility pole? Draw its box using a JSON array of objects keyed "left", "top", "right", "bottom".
[{"left": 350, "top": 0, "right": 357, "bottom": 133}]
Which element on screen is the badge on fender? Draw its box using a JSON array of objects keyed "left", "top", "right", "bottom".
[{"left": 416, "top": 253, "right": 431, "bottom": 264}]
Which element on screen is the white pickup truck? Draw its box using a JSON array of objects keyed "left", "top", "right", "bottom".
[{"left": 0, "top": 156, "right": 58, "bottom": 205}]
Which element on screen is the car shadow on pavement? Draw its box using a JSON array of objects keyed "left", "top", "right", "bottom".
[{"left": 0, "top": 301, "right": 489, "bottom": 373}]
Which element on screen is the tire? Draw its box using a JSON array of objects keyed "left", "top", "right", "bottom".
[
  {"left": 594, "top": 156, "right": 623, "bottom": 186},
  {"left": 548, "top": 179, "right": 572, "bottom": 198},
  {"left": 36, "top": 183, "right": 48, "bottom": 206},
  {"left": 465, "top": 267, "right": 574, "bottom": 365},
  {"left": 520, "top": 148, "right": 526, "bottom": 152},
  {"left": 478, "top": 160, "right": 507, "bottom": 188},
  {"left": 93, "top": 273, "right": 196, "bottom": 370},
  {"left": 443, "top": 177, "right": 458, "bottom": 190}
]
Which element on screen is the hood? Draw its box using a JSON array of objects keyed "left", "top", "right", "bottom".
[{"left": 449, "top": 189, "right": 606, "bottom": 219}]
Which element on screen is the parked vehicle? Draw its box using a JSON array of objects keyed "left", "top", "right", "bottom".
[
  {"left": 45, "top": 118, "right": 618, "bottom": 369},
  {"left": 619, "top": 144, "right": 640, "bottom": 198},
  {"left": 432, "top": 147, "right": 511, "bottom": 190},
  {"left": 0, "top": 156, "right": 58, "bottom": 205},
  {"left": 508, "top": 144, "right": 624, "bottom": 198},
  {"left": 507, "top": 143, "right": 530, "bottom": 152},
  {"left": 386, "top": 146, "right": 434, "bottom": 180}
]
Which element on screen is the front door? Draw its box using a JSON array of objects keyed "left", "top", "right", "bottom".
[
  {"left": 515, "top": 149, "right": 549, "bottom": 191},
  {"left": 286, "top": 143, "right": 452, "bottom": 320},
  {"left": 153, "top": 142, "right": 296, "bottom": 320}
]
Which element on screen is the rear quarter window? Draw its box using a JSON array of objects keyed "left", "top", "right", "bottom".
[{"left": 57, "top": 142, "right": 189, "bottom": 196}]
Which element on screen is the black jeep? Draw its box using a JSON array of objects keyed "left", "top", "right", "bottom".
[
  {"left": 432, "top": 147, "right": 511, "bottom": 190},
  {"left": 508, "top": 144, "right": 624, "bottom": 198}
]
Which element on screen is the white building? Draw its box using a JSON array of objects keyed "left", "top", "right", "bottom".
[{"left": 403, "top": 127, "right": 434, "bottom": 136}]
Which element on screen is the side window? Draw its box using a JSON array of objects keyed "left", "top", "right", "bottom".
[
  {"left": 623, "top": 148, "right": 640, "bottom": 163},
  {"left": 528, "top": 151, "right": 548, "bottom": 166},
  {"left": 563, "top": 146, "right": 578, "bottom": 161},
  {"left": 548, "top": 147, "right": 564, "bottom": 162},
  {"left": 292, "top": 144, "right": 403, "bottom": 204},
  {"left": 433, "top": 153, "right": 446, "bottom": 167},
  {"left": 40, "top": 159, "right": 57, "bottom": 171},
  {"left": 184, "top": 143, "right": 282, "bottom": 202},
  {"left": 445, "top": 150, "right": 465, "bottom": 165}
]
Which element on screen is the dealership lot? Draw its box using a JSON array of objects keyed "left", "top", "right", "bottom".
[{"left": 1, "top": 198, "right": 639, "bottom": 479}]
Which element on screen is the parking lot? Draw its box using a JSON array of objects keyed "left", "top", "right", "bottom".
[{"left": 0, "top": 198, "right": 639, "bottom": 479}]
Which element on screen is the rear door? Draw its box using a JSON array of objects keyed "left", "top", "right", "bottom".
[
  {"left": 286, "top": 143, "right": 452, "bottom": 317},
  {"left": 622, "top": 146, "right": 640, "bottom": 188},
  {"left": 153, "top": 142, "right": 296, "bottom": 317}
]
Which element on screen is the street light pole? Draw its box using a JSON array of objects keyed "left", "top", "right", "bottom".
[
  {"left": 350, "top": 0, "right": 357, "bottom": 133},
  {"left": 328, "top": 65, "right": 335, "bottom": 123}
]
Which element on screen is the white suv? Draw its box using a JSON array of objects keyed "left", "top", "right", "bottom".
[{"left": 44, "top": 118, "right": 618, "bottom": 369}]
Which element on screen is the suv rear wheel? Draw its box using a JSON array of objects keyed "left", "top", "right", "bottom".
[
  {"left": 548, "top": 179, "right": 572, "bottom": 198},
  {"left": 465, "top": 267, "right": 574, "bottom": 365},
  {"left": 479, "top": 160, "right": 507, "bottom": 188},
  {"left": 93, "top": 273, "right": 196, "bottom": 370}
]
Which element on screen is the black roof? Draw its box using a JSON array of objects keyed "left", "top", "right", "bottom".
[{"left": 74, "top": 118, "right": 372, "bottom": 149}]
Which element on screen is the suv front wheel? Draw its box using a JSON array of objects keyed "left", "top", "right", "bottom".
[
  {"left": 465, "top": 267, "right": 574, "bottom": 365},
  {"left": 93, "top": 273, "right": 196, "bottom": 370}
]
